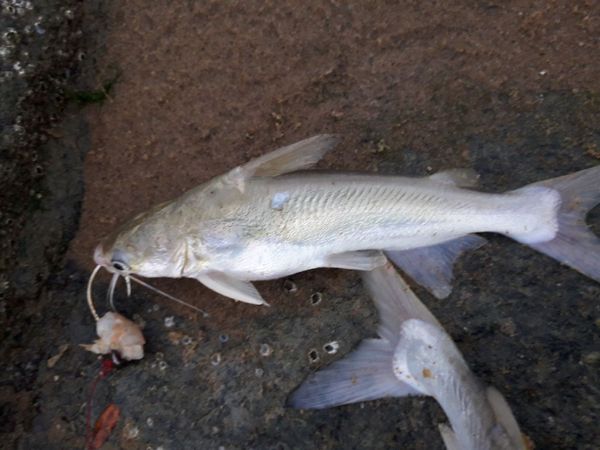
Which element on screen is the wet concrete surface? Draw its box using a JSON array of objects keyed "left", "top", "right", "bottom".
[{"left": 1, "top": 1, "right": 600, "bottom": 449}]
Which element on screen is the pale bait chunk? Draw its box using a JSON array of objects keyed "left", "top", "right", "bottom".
[{"left": 82, "top": 312, "right": 145, "bottom": 360}]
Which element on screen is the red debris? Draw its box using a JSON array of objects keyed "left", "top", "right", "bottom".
[{"left": 88, "top": 403, "right": 121, "bottom": 450}]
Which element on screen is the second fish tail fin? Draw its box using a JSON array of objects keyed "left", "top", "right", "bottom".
[
  {"left": 286, "top": 339, "right": 417, "bottom": 409},
  {"left": 288, "top": 264, "right": 436, "bottom": 411},
  {"left": 518, "top": 165, "right": 600, "bottom": 283}
]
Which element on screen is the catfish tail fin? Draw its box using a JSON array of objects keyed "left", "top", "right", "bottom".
[{"left": 520, "top": 166, "right": 600, "bottom": 283}]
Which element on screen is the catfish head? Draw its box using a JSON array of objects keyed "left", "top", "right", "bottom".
[{"left": 94, "top": 201, "right": 189, "bottom": 279}]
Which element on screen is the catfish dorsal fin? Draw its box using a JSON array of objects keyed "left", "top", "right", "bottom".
[
  {"left": 218, "top": 135, "right": 338, "bottom": 194},
  {"left": 242, "top": 134, "right": 339, "bottom": 177},
  {"left": 219, "top": 134, "right": 338, "bottom": 193}
]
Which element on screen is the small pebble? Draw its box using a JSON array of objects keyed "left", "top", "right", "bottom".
[
  {"left": 582, "top": 351, "right": 600, "bottom": 366},
  {"left": 255, "top": 367, "right": 264, "bottom": 377},
  {"left": 126, "top": 426, "right": 140, "bottom": 439},
  {"left": 219, "top": 333, "right": 229, "bottom": 343},
  {"left": 499, "top": 318, "right": 517, "bottom": 337},
  {"left": 308, "top": 349, "right": 319, "bottom": 363},
  {"left": 164, "top": 316, "right": 175, "bottom": 328}
]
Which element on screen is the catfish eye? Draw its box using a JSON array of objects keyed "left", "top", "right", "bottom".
[{"left": 111, "top": 260, "right": 128, "bottom": 271}]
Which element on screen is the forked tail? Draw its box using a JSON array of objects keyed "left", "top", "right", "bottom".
[{"left": 520, "top": 166, "right": 600, "bottom": 282}]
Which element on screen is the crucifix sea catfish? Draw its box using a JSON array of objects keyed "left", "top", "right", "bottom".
[{"left": 92, "top": 135, "right": 600, "bottom": 306}]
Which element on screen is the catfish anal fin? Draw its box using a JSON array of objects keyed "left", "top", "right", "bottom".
[{"left": 386, "top": 235, "right": 486, "bottom": 299}]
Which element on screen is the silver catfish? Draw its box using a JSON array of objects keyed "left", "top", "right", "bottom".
[
  {"left": 289, "top": 262, "right": 529, "bottom": 450},
  {"left": 93, "top": 135, "right": 600, "bottom": 305}
]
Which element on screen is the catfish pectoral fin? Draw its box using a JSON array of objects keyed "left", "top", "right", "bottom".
[{"left": 195, "top": 272, "right": 268, "bottom": 306}]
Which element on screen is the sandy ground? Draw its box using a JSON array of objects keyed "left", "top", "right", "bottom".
[{"left": 2, "top": 1, "right": 600, "bottom": 449}]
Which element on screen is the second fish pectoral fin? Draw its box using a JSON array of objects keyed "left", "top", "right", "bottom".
[
  {"left": 438, "top": 424, "right": 460, "bottom": 450},
  {"left": 386, "top": 234, "right": 487, "bottom": 299},
  {"left": 485, "top": 386, "right": 526, "bottom": 450},
  {"left": 325, "top": 250, "right": 387, "bottom": 271},
  {"left": 194, "top": 272, "right": 268, "bottom": 306},
  {"left": 362, "top": 263, "right": 444, "bottom": 345}
]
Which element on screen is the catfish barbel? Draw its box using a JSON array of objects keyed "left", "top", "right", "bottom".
[{"left": 90, "top": 135, "right": 600, "bottom": 306}]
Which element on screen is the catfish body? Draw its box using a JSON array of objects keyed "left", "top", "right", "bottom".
[{"left": 94, "top": 135, "right": 600, "bottom": 305}]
